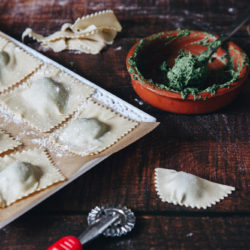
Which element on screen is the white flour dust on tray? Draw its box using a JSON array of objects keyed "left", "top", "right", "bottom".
[
  {"left": 0, "top": 105, "right": 23, "bottom": 125},
  {"left": 31, "top": 137, "right": 74, "bottom": 158},
  {"left": 0, "top": 104, "right": 73, "bottom": 158}
]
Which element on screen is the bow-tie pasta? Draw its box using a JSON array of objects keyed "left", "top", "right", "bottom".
[
  {"left": 155, "top": 168, "right": 235, "bottom": 209},
  {"left": 0, "top": 64, "right": 94, "bottom": 132},
  {"left": 52, "top": 100, "right": 138, "bottom": 156},
  {"left": 0, "top": 148, "right": 65, "bottom": 207},
  {"left": 0, "top": 36, "right": 42, "bottom": 92}
]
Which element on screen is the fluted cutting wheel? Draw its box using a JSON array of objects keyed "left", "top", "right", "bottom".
[{"left": 87, "top": 205, "right": 136, "bottom": 237}]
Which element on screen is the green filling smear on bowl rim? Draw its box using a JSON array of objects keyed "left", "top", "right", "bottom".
[{"left": 128, "top": 29, "right": 249, "bottom": 100}]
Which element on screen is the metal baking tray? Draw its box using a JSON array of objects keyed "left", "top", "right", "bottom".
[{"left": 0, "top": 31, "right": 156, "bottom": 229}]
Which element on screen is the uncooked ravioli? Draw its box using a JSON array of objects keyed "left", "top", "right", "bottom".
[
  {"left": 0, "top": 129, "right": 21, "bottom": 154},
  {"left": 52, "top": 100, "right": 138, "bottom": 156},
  {"left": 59, "top": 118, "right": 109, "bottom": 149},
  {"left": 0, "top": 162, "right": 41, "bottom": 207},
  {"left": 0, "top": 51, "right": 10, "bottom": 66},
  {"left": 0, "top": 64, "right": 94, "bottom": 132},
  {"left": 0, "top": 36, "right": 42, "bottom": 92},
  {"left": 0, "top": 148, "right": 65, "bottom": 207},
  {"left": 155, "top": 168, "right": 235, "bottom": 209},
  {"left": 22, "top": 77, "right": 68, "bottom": 115}
]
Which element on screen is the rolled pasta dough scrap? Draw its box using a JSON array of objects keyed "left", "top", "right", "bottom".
[
  {"left": 0, "top": 148, "right": 65, "bottom": 207},
  {"left": 71, "top": 10, "right": 122, "bottom": 32},
  {"left": 22, "top": 10, "right": 122, "bottom": 54},
  {"left": 0, "top": 129, "right": 21, "bottom": 154},
  {"left": 155, "top": 168, "right": 235, "bottom": 209}
]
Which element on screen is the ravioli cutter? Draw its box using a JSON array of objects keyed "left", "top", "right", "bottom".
[{"left": 47, "top": 205, "right": 136, "bottom": 250}]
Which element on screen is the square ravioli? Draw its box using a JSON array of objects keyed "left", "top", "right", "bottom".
[
  {"left": 0, "top": 148, "right": 65, "bottom": 207},
  {"left": 0, "top": 64, "right": 94, "bottom": 132},
  {"left": 0, "top": 129, "right": 21, "bottom": 154},
  {"left": 51, "top": 100, "right": 138, "bottom": 156},
  {"left": 0, "top": 36, "right": 42, "bottom": 92}
]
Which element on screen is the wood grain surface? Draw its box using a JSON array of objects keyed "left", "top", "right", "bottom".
[{"left": 0, "top": 0, "right": 250, "bottom": 249}]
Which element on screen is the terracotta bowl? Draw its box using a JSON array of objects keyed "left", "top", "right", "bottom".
[{"left": 126, "top": 30, "right": 249, "bottom": 114}]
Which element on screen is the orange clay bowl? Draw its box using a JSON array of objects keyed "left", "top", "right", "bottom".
[{"left": 126, "top": 30, "right": 249, "bottom": 114}]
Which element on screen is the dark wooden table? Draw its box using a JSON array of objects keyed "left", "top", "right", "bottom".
[{"left": 0, "top": 1, "right": 250, "bottom": 249}]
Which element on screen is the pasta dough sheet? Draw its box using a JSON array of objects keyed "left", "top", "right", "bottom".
[
  {"left": 0, "top": 36, "right": 42, "bottom": 92},
  {"left": 0, "top": 64, "right": 94, "bottom": 132},
  {"left": 0, "top": 148, "right": 65, "bottom": 207},
  {"left": 51, "top": 99, "right": 138, "bottom": 156},
  {"left": 0, "top": 129, "right": 21, "bottom": 154},
  {"left": 155, "top": 168, "right": 235, "bottom": 209},
  {"left": 22, "top": 10, "right": 122, "bottom": 54}
]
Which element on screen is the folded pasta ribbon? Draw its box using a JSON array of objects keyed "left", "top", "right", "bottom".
[{"left": 22, "top": 10, "right": 122, "bottom": 54}]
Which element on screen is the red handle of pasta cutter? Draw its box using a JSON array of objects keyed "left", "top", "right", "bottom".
[{"left": 47, "top": 236, "right": 83, "bottom": 250}]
